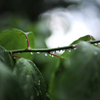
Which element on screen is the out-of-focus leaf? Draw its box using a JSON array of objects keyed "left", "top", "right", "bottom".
[
  {"left": 13, "top": 58, "right": 50, "bottom": 100},
  {"left": 0, "top": 45, "right": 15, "bottom": 69},
  {"left": 50, "top": 41, "right": 100, "bottom": 100},
  {"left": 0, "top": 28, "right": 35, "bottom": 59},
  {"left": 0, "top": 61, "right": 25, "bottom": 100}
]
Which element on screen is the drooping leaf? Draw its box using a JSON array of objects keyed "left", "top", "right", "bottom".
[
  {"left": 50, "top": 41, "right": 100, "bottom": 100},
  {"left": 0, "top": 61, "right": 25, "bottom": 100},
  {"left": 13, "top": 58, "right": 50, "bottom": 100},
  {"left": 0, "top": 45, "right": 15, "bottom": 69},
  {"left": 0, "top": 28, "right": 35, "bottom": 59}
]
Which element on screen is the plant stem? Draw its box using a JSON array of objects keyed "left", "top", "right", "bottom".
[
  {"left": 9, "top": 40, "right": 100, "bottom": 54},
  {"left": 49, "top": 52, "right": 62, "bottom": 58},
  {"left": 11, "top": 52, "right": 21, "bottom": 58}
]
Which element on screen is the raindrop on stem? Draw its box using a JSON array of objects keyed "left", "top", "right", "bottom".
[
  {"left": 53, "top": 51, "right": 55, "bottom": 54},
  {"left": 74, "top": 48, "right": 77, "bottom": 50},
  {"left": 63, "top": 50, "right": 65, "bottom": 52},
  {"left": 56, "top": 50, "right": 60, "bottom": 53},
  {"left": 45, "top": 53, "right": 48, "bottom": 56},
  {"left": 29, "top": 46, "right": 32, "bottom": 49},
  {"left": 51, "top": 55, "right": 54, "bottom": 57},
  {"left": 60, "top": 49, "right": 65, "bottom": 53},
  {"left": 69, "top": 50, "right": 71, "bottom": 52},
  {"left": 37, "top": 52, "right": 40, "bottom": 54},
  {"left": 31, "top": 52, "right": 33, "bottom": 55},
  {"left": 95, "top": 43, "right": 98, "bottom": 45}
]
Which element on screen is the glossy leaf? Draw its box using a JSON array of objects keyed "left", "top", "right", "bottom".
[
  {"left": 50, "top": 41, "right": 100, "bottom": 100},
  {"left": 13, "top": 58, "right": 50, "bottom": 100},
  {"left": 0, "top": 28, "right": 35, "bottom": 59},
  {"left": 0, "top": 61, "right": 25, "bottom": 100}
]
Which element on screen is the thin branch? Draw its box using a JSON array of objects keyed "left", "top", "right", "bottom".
[{"left": 9, "top": 40, "right": 100, "bottom": 54}]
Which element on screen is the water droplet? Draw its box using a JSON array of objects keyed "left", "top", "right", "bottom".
[
  {"left": 74, "top": 48, "right": 77, "bottom": 50},
  {"left": 53, "top": 51, "right": 55, "bottom": 54},
  {"left": 69, "top": 50, "right": 71, "bottom": 52},
  {"left": 37, "top": 52, "right": 40, "bottom": 54},
  {"left": 56, "top": 50, "right": 60, "bottom": 53},
  {"left": 95, "top": 43, "right": 98, "bottom": 45},
  {"left": 60, "top": 49, "right": 64, "bottom": 53},
  {"left": 51, "top": 55, "right": 54, "bottom": 57},
  {"left": 98, "top": 42, "right": 100, "bottom": 45},
  {"left": 63, "top": 50, "right": 65, "bottom": 52},
  {"left": 31, "top": 52, "right": 33, "bottom": 55},
  {"left": 29, "top": 46, "right": 32, "bottom": 50},
  {"left": 45, "top": 53, "right": 48, "bottom": 56},
  {"left": 94, "top": 51, "right": 98, "bottom": 55},
  {"left": 73, "top": 45, "right": 76, "bottom": 48},
  {"left": 49, "top": 54, "right": 51, "bottom": 56},
  {"left": 56, "top": 50, "right": 64, "bottom": 54},
  {"left": 38, "top": 80, "right": 40, "bottom": 85}
]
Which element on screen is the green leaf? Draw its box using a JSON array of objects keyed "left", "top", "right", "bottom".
[
  {"left": 0, "top": 28, "right": 34, "bottom": 50},
  {"left": 0, "top": 61, "right": 25, "bottom": 100},
  {"left": 13, "top": 58, "right": 50, "bottom": 100},
  {"left": 57, "top": 35, "right": 96, "bottom": 66},
  {"left": 0, "top": 28, "right": 35, "bottom": 59},
  {"left": 71, "top": 35, "right": 95, "bottom": 45},
  {"left": 50, "top": 41, "right": 100, "bottom": 100},
  {"left": 0, "top": 45, "right": 15, "bottom": 69}
]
